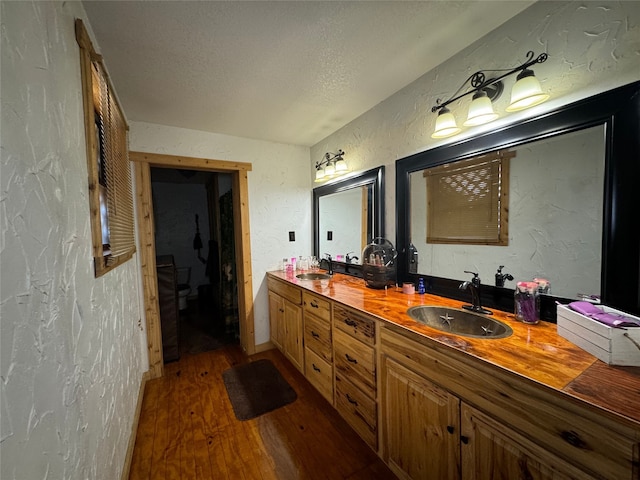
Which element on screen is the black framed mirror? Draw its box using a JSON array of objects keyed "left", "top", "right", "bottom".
[
  {"left": 396, "top": 81, "right": 640, "bottom": 319},
  {"left": 314, "top": 166, "right": 385, "bottom": 277}
]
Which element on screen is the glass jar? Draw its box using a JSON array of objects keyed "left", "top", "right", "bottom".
[
  {"left": 514, "top": 281, "right": 540, "bottom": 324},
  {"left": 361, "top": 237, "right": 397, "bottom": 289}
]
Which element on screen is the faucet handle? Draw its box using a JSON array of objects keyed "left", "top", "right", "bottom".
[{"left": 464, "top": 270, "right": 481, "bottom": 287}]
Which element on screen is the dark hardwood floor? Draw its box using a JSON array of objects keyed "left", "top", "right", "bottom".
[{"left": 129, "top": 342, "right": 396, "bottom": 479}]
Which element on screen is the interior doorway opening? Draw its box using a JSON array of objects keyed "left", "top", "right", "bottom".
[
  {"left": 151, "top": 168, "right": 239, "bottom": 360},
  {"left": 131, "top": 151, "right": 254, "bottom": 379}
]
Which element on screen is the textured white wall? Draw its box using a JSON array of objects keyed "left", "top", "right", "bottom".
[
  {"left": 311, "top": 1, "right": 640, "bottom": 247},
  {"left": 129, "top": 122, "right": 311, "bottom": 346},
  {"left": 1, "top": 2, "right": 147, "bottom": 479}
]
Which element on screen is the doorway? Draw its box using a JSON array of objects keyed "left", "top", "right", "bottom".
[
  {"left": 151, "top": 168, "right": 239, "bottom": 359},
  {"left": 131, "top": 151, "right": 254, "bottom": 379}
]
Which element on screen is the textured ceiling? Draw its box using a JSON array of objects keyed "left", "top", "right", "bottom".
[{"left": 83, "top": 1, "right": 535, "bottom": 147}]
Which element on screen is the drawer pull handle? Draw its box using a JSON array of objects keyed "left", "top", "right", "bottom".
[
  {"left": 561, "top": 430, "right": 586, "bottom": 449},
  {"left": 279, "top": 308, "right": 285, "bottom": 313},
  {"left": 446, "top": 425, "right": 454, "bottom": 434},
  {"left": 346, "top": 393, "right": 358, "bottom": 406},
  {"left": 311, "top": 331, "right": 320, "bottom": 339},
  {"left": 344, "top": 318, "right": 357, "bottom": 327},
  {"left": 312, "top": 363, "right": 321, "bottom": 373},
  {"left": 460, "top": 435, "right": 469, "bottom": 445},
  {"left": 345, "top": 353, "right": 358, "bottom": 364},
  {"left": 310, "top": 300, "right": 319, "bottom": 308}
]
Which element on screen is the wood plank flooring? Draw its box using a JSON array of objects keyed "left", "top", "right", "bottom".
[{"left": 129, "top": 345, "right": 396, "bottom": 479}]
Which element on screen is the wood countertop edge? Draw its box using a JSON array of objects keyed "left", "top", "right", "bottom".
[{"left": 267, "top": 271, "right": 640, "bottom": 428}]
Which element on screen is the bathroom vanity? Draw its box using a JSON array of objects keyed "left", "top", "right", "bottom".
[{"left": 267, "top": 270, "right": 640, "bottom": 480}]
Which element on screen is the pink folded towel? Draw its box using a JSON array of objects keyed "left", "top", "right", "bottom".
[{"left": 568, "top": 301, "right": 639, "bottom": 328}]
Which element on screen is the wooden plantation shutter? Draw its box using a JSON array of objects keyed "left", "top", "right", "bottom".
[{"left": 77, "top": 19, "right": 135, "bottom": 276}]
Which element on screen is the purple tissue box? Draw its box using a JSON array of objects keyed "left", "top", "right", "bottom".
[{"left": 557, "top": 304, "right": 640, "bottom": 366}]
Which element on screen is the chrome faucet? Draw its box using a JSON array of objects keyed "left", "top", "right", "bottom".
[{"left": 459, "top": 271, "right": 492, "bottom": 315}]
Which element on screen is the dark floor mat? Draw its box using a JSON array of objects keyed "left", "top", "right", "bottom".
[{"left": 222, "top": 359, "right": 297, "bottom": 420}]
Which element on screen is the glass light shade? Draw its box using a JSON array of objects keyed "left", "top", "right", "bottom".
[
  {"left": 431, "top": 107, "right": 461, "bottom": 138},
  {"left": 334, "top": 157, "right": 348, "bottom": 172},
  {"left": 324, "top": 161, "right": 336, "bottom": 177},
  {"left": 315, "top": 168, "right": 325, "bottom": 182},
  {"left": 506, "top": 69, "right": 549, "bottom": 112},
  {"left": 463, "top": 91, "right": 499, "bottom": 126}
]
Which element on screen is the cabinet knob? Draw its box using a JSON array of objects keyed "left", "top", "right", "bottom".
[
  {"left": 446, "top": 425, "right": 454, "bottom": 434},
  {"left": 460, "top": 435, "right": 469, "bottom": 444},
  {"left": 561, "top": 430, "right": 586, "bottom": 449}
]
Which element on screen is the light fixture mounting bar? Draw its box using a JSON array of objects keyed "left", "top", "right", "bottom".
[
  {"left": 316, "top": 149, "right": 345, "bottom": 170},
  {"left": 431, "top": 51, "right": 548, "bottom": 113}
]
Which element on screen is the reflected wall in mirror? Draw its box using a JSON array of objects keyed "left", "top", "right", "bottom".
[
  {"left": 319, "top": 187, "right": 370, "bottom": 262},
  {"left": 410, "top": 125, "right": 605, "bottom": 299},
  {"left": 314, "top": 167, "right": 384, "bottom": 270},
  {"left": 396, "top": 81, "right": 640, "bottom": 317}
]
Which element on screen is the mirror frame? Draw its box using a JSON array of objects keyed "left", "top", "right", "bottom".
[
  {"left": 396, "top": 81, "right": 640, "bottom": 318},
  {"left": 314, "top": 166, "right": 385, "bottom": 276}
]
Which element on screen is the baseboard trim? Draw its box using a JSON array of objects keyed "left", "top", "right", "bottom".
[
  {"left": 121, "top": 369, "right": 150, "bottom": 480},
  {"left": 254, "top": 340, "right": 275, "bottom": 354}
]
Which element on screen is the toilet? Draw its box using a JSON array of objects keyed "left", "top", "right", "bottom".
[{"left": 176, "top": 267, "right": 191, "bottom": 311}]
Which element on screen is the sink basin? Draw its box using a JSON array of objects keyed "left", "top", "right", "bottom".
[
  {"left": 296, "top": 272, "right": 331, "bottom": 281},
  {"left": 407, "top": 306, "right": 512, "bottom": 339}
]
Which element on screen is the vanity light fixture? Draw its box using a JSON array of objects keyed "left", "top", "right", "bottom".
[
  {"left": 431, "top": 51, "right": 548, "bottom": 139},
  {"left": 315, "top": 149, "right": 348, "bottom": 182}
]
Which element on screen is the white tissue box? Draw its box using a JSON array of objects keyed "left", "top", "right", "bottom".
[{"left": 557, "top": 304, "right": 640, "bottom": 366}]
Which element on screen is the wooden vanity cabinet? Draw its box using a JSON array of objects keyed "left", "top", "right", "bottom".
[
  {"left": 267, "top": 277, "right": 303, "bottom": 372},
  {"left": 381, "top": 325, "right": 636, "bottom": 480},
  {"left": 333, "top": 304, "right": 379, "bottom": 450},
  {"left": 302, "top": 291, "right": 334, "bottom": 403},
  {"left": 383, "top": 356, "right": 460, "bottom": 480},
  {"left": 460, "top": 404, "right": 595, "bottom": 480}
]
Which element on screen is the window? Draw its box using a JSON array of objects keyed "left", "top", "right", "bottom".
[
  {"left": 76, "top": 19, "right": 135, "bottom": 276},
  {"left": 424, "top": 150, "right": 512, "bottom": 245}
]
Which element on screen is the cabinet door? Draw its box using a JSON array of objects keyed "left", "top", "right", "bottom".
[
  {"left": 268, "top": 290, "right": 284, "bottom": 350},
  {"left": 383, "top": 357, "right": 460, "bottom": 480},
  {"left": 283, "top": 299, "right": 303, "bottom": 372},
  {"left": 461, "top": 403, "right": 596, "bottom": 480}
]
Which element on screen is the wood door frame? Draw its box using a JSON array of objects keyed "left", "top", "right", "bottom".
[{"left": 131, "top": 151, "right": 254, "bottom": 379}]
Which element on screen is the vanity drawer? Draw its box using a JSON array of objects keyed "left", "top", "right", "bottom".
[
  {"left": 304, "top": 313, "right": 332, "bottom": 363},
  {"left": 334, "top": 304, "right": 376, "bottom": 346},
  {"left": 303, "top": 292, "right": 331, "bottom": 322},
  {"left": 334, "top": 328, "right": 376, "bottom": 399},
  {"left": 305, "top": 347, "right": 333, "bottom": 404},
  {"left": 335, "top": 373, "right": 377, "bottom": 450},
  {"left": 267, "top": 277, "right": 302, "bottom": 305}
]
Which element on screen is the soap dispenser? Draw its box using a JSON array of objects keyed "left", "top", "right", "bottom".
[{"left": 495, "top": 265, "right": 514, "bottom": 287}]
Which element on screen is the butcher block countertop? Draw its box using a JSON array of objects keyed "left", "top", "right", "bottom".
[{"left": 267, "top": 270, "right": 640, "bottom": 426}]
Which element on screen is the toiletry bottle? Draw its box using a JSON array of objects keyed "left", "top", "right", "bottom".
[{"left": 417, "top": 277, "right": 425, "bottom": 294}]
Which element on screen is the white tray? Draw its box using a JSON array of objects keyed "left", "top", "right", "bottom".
[{"left": 556, "top": 304, "right": 640, "bottom": 366}]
